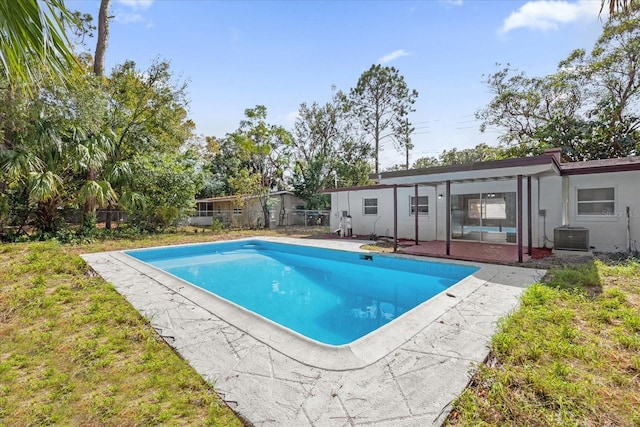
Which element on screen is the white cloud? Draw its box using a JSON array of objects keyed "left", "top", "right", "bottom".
[
  {"left": 442, "top": 0, "right": 463, "bottom": 5},
  {"left": 115, "top": 12, "right": 144, "bottom": 24},
  {"left": 500, "top": 0, "right": 600, "bottom": 33},
  {"left": 117, "top": 0, "right": 153, "bottom": 10},
  {"left": 378, "top": 49, "right": 411, "bottom": 64},
  {"left": 114, "top": 0, "right": 153, "bottom": 26}
]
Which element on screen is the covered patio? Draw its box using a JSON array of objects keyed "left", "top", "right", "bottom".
[
  {"left": 323, "top": 153, "right": 566, "bottom": 265},
  {"left": 327, "top": 175, "right": 535, "bottom": 264}
]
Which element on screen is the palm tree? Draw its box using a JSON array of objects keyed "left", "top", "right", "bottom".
[
  {"left": 74, "top": 132, "right": 118, "bottom": 223},
  {"left": 0, "top": 0, "right": 78, "bottom": 90}
]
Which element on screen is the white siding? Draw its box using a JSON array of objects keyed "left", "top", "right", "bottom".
[
  {"left": 330, "top": 167, "right": 639, "bottom": 253},
  {"left": 564, "top": 171, "right": 640, "bottom": 252},
  {"left": 538, "top": 175, "right": 563, "bottom": 249},
  {"left": 330, "top": 182, "right": 535, "bottom": 245},
  {"left": 330, "top": 187, "right": 436, "bottom": 239}
]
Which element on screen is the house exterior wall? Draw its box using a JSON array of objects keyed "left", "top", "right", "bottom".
[
  {"left": 330, "top": 164, "right": 639, "bottom": 253},
  {"left": 330, "top": 187, "right": 437, "bottom": 240},
  {"left": 538, "top": 175, "right": 563, "bottom": 248},
  {"left": 563, "top": 171, "right": 640, "bottom": 252},
  {"left": 331, "top": 180, "right": 536, "bottom": 246},
  {"left": 192, "top": 193, "right": 310, "bottom": 228}
]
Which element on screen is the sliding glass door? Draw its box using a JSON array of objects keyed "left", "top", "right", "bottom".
[{"left": 450, "top": 192, "right": 517, "bottom": 243}]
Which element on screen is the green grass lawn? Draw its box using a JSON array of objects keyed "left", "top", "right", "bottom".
[
  {"left": 448, "top": 258, "right": 640, "bottom": 426},
  {"left": 2, "top": 230, "right": 639, "bottom": 426},
  {"left": 0, "top": 230, "right": 296, "bottom": 426}
]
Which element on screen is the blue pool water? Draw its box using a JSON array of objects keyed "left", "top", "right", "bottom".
[{"left": 126, "top": 240, "right": 478, "bottom": 346}]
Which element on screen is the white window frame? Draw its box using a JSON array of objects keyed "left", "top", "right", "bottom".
[
  {"left": 363, "top": 198, "right": 378, "bottom": 215},
  {"left": 409, "top": 195, "right": 429, "bottom": 216},
  {"left": 576, "top": 187, "right": 615, "bottom": 216}
]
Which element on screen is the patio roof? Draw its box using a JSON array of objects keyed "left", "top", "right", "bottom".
[
  {"left": 372, "top": 153, "right": 561, "bottom": 181},
  {"left": 320, "top": 175, "right": 526, "bottom": 194},
  {"left": 560, "top": 156, "right": 640, "bottom": 175},
  {"left": 322, "top": 177, "right": 536, "bottom": 264}
]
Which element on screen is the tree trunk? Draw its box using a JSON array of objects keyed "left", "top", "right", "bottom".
[
  {"left": 93, "top": 0, "right": 112, "bottom": 76},
  {"left": 37, "top": 197, "right": 61, "bottom": 233},
  {"left": 262, "top": 204, "right": 270, "bottom": 229},
  {"left": 83, "top": 169, "right": 97, "bottom": 223},
  {"left": 405, "top": 140, "right": 409, "bottom": 170},
  {"left": 105, "top": 204, "right": 112, "bottom": 230}
]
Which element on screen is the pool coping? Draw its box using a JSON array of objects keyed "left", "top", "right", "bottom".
[
  {"left": 82, "top": 237, "right": 546, "bottom": 426},
  {"left": 117, "top": 237, "right": 500, "bottom": 371}
]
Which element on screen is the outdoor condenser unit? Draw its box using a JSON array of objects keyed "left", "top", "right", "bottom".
[{"left": 554, "top": 226, "right": 590, "bottom": 251}]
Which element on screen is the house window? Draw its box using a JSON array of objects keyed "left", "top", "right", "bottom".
[
  {"left": 410, "top": 196, "right": 429, "bottom": 215},
  {"left": 577, "top": 187, "right": 615, "bottom": 215},
  {"left": 233, "top": 207, "right": 243, "bottom": 215},
  {"left": 363, "top": 198, "right": 378, "bottom": 215}
]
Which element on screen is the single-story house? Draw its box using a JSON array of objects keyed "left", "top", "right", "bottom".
[
  {"left": 191, "top": 191, "right": 309, "bottom": 228},
  {"left": 324, "top": 149, "right": 640, "bottom": 256}
]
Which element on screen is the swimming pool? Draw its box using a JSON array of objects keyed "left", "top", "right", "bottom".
[{"left": 126, "top": 240, "right": 478, "bottom": 346}]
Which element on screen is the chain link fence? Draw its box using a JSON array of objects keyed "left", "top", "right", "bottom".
[{"left": 191, "top": 209, "right": 330, "bottom": 229}]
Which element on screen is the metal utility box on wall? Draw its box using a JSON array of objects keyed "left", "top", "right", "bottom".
[{"left": 554, "top": 226, "right": 590, "bottom": 251}]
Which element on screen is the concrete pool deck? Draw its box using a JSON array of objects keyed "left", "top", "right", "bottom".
[{"left": 82, "top": 237, "right": 545, "bottom": 426}]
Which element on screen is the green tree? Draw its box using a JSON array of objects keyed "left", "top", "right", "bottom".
[
  {"left": 349, "top": 64, "right": 418, "bottom": 175},
  {"left": 478, "top": 7, "right": 640, "bottom": 161},
  {"left": 127, "top": 151, "right": 202, "bottom": 231},
  {"left": 476, "top": 64, "right": 583, "bottom": 148},
  {"left": 438, "top": 143, "right": 502, "bottom": 165},
  {"left": 394, "top": 117, "right": 414, "bottom": 170},
  {"left": 228, "top": 106, "right": 291, "bottom": 228},
  {"left": 0, "top": 0, "right": 79, "bottom": 90},
  {"left": 202, "top": 135, "right": 243, "bottom": 197},
  {"left": 411, "top": 156, "right": 440, "bottom": 169},
  {"left": 103, "top": 59, "right": 194, "bottom": 229},
  {"left": 290, "top": 101, "right": 337, "bottom": 208},
  {"left": 409, "top": 143, "right": 503, "bottom": 170},
  {"left": 0, "top": 67, "right": 114, "bottom": 236},
  {"left": 107, "top": 59, "right": 193, "bottom": 156},
  {"left": 564, "top": 5, "right": 640, "bottom": 157},
  {"left": 290, "top": 92, "right": 371, "bottom": 207}
]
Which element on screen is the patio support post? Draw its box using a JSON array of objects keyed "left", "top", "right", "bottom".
[
  {"left": 393, "top": 185, "right": 398, "bottom": 252},
  {"left": 527, "top": 176, "right": 532, "bottom": 256},
  {"left": 414, "top": 184, "right": 419, "bottom": 245},
  {"left": 446, "top": 180, "right": 451, "bottom": 256},
  {"left": 517, "top": 174, "right": 523, "bottom": 263}
]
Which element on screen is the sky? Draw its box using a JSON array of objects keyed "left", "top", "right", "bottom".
[{"left": 67, "top": 0, "right": 606, "bottom": 170}]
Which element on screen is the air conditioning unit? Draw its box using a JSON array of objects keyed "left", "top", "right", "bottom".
[{"left": 554, "top": 226, "right": 589, "bottom": 251}]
